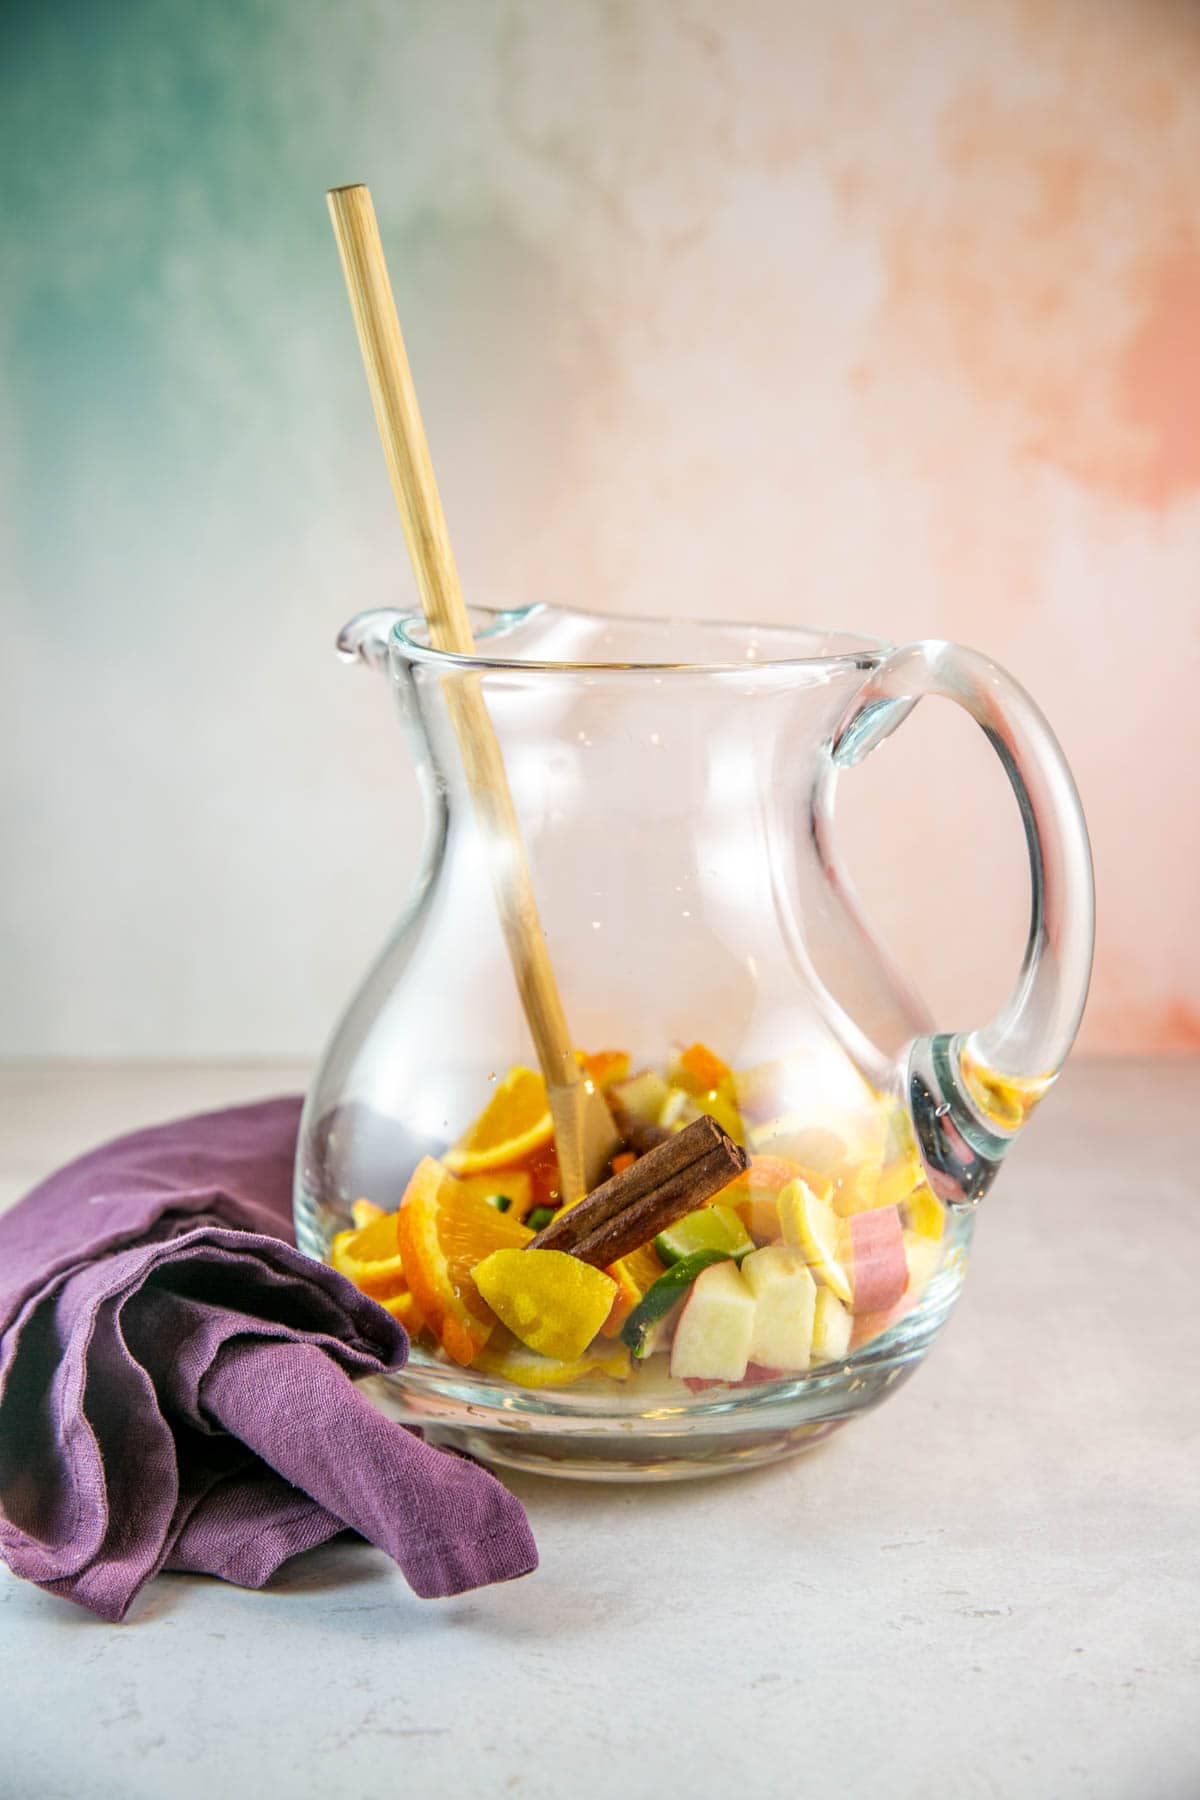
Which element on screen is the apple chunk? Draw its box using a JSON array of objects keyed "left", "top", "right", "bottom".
[
  {"left": 669, "top": 1260, "right": 756, "bottom": 1383},
  {"left": 811, "top": 1286, "right": 852, "bottom": 1363},
  {"left": 846, "top": 1205, "right": 908, "bottom": 1315},
  {"left": 741, "top": 1246, "right": 817, "bottom": 1372}
]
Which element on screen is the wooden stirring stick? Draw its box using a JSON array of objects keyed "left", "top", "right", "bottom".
[{"left": 326, "top": 183, "right": 619, "bottom": 1200}]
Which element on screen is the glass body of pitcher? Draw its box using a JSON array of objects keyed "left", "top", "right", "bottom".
[{"left": 295, "top": 604, "right": 1093, "bottom": 1479}]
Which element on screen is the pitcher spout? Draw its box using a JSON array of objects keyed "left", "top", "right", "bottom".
[{"left": 336, "top": 608, "right": 405, "bottom": 672}]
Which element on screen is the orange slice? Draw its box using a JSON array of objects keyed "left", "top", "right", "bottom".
[
  {"left": 397, "top": 1157, "right": 533, "bottom": 1365},
  {"left": 330, "top": 1210, "right": 408, "bottom": 1301},
  {"left": 378, "top": 1289, "right": 426, "bottom": 1333},
  {"left": 444, "top": 1067, "right": 554, "bottom": 1176},
  {"left": 351, "top": 1197, "right": 386, "bottom": 1229},
  {"left": 456, "top": 1169, "right": 534, "bottom": 1220},
  {"left": 601, "top": 1242, "right": 666, "bottom": 1338}
]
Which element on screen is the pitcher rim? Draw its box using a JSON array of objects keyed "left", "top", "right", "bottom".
[{"left": 391, "top": 602, "right": 889, "bottom": 676}]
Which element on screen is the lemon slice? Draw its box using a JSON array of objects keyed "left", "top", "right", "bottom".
[
  {"left": 473, "top": 1332, "right": 631, "bottom": 1388},
  {"left": 471, "top": 1247, "right": 617, "bottom": 1362},
  {"left": 444, "top": 1066, "right": 554, "bottom": 1175},
  {"left": 777, "top": 1178, "right": 853, "bottom": 1305}
]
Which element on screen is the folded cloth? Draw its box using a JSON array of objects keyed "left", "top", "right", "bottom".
[{"left": 0, "top": 1096, "right": 536, "bottom": 1620}]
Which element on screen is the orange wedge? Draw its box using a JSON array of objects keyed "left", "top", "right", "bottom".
[
  {"left": 330, "top": 1209, "right": 409, "bottom": 1301},
  {"left": 396, "top": 1156, "right": 533, "bottom": 1365},
  {"left": 672, "top": 1041, "right": 733, "bottom": 1095},
  {"left": 721, "top": 1155, "right": 804, "bottom": 1241},
  {"left": 444, "top": 1066, "right": 554, "bottom": 1176},
  {"left": 578, "top": 1048, "right": 632, "bottom": 1090}
]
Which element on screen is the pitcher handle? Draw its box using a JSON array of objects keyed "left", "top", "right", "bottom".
[{"left": 830, "top": 640, "right": 1095, "bottom": 1206}]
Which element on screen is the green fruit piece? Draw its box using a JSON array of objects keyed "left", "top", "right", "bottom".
[
  {"left": 620, "top": 1248, "right": 730, "bottom": 1358},
  {"left": 655, "top": 1204, "right": 754, "bottom": 1267},
  {"left": 526, "top": 1206, "right": 556, "bottom": 1232}
]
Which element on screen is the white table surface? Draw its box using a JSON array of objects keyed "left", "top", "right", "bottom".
[{"left": 1, "top": 1060, "right": 1197, "bottom": 1800}]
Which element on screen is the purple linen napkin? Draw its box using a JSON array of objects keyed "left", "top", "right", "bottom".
[{"left": 0, "top": 1096, "right": 537, "bottom": 1620}]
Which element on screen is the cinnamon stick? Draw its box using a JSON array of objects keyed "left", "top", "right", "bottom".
[
  {"left": 569, "top": 1141, "right": 749, "bottom": 1267},
  {"left": 609, "top": 1102, "right": 672, "bottom": 1158},
  {"left": 526, "top": 1114, "right": 748, "bottom": 1266}
]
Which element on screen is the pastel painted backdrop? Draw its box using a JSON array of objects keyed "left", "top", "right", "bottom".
[{"left": 2, "top": 0, "right": 1197, "bottom": 1058}]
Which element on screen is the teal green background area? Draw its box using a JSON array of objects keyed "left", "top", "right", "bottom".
[
  {"left": 0, "top": 1, "right": 612, "bottom": 1055},
  {"left": 0, "top": 0, "right": 577, "bottom": 633}
]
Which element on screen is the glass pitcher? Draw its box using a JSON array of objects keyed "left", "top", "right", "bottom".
[{"left": 295, "top": 604, "right": 1093, "bottom": 1478}]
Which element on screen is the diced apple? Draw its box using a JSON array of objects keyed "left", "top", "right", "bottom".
[
  {"left": 810, "top": 1286, "right": 852, "bottom": 1363},
  {"left": 741, "top": 1246, "right": 817, "bottom": 1372},
  {"left": 845, "top": 1205, "right": 908, "bottom": 1314},
  {"left": 611, "top": 1069, "right": 673, "bottom": 1125},
  {"left": 669, "top": 1260, "right": 756, "bottom": 1383}
]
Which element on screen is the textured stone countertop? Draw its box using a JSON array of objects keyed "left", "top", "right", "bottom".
[{"left": 1, "top": 1060, "right": 1196, "bottom": 1800}]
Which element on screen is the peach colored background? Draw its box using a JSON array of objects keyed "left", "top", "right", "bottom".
[{"left": 1, "top": 0, "right": 1197, "bottom": 1057}]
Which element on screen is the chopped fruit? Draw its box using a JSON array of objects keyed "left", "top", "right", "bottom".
[
  {"left": 396, "top": 1157, "right": 533, "bottom": 1366},
  {"left": 473, "top": 1329, "right": 632, "bottom": 1388},
  {"left": 722, "top": 1154, "right": 805, "bottom": 1240},
  {"left": 741, "top": 1246, "right": 817, "bottom": 1372},
  {"left": 378, "top": 1289, "right": 426, "bottom": 1333},
  {"left": 525, "top": 1144, "right": 563, "bottom": 1212},
  {"left": 848, "top": 1229, "right": 939, "bottom": 1350},
  {"left": 902, "top": 1183, "right": 945, "bottom": 1240},
  {"left": 330, "top": 1209, "right": 408, "bottom": 1301},
  {"left": 351, "top": 1197, "right": 386, "bottom": 1229},
  {"left": 472, "top": 1248, "right": 617, "bottom": 1362},
  {"left": 810, "top": 1286, "right": 852, "bottom": 1363},
  {"left": 658, "top": 1084, "right": 693, "bottom": 1131},
  {"left": 748, "top": 1119, "right": 849, "bottom": 1177},
  {"left": 611, "top": 1069, "right": 673, "bottom": 1126},
  {"left": 578, "top": 1048, "right": 632, "bottom": 1089},
  {"left": 444, "top": 1066, "right": 554, "bottom": 1176},
  {"left": 778, "top": 1178, "right": 854, "bottom": 1305},
  {"left": 845, "top": 1206, "right": 908, "bottom": 1314},
  {"left": 659, "top": 1076, "right": 744, "bottom": 1145},
  {"left": 457, "top": 1169, "right": 534, "bottom": 1220},
  {"left": 903, "top": 1229, "right": 943, "bottom": 1299},
  {"left": 331, "top": 1039, "right": 955, "bottom": 1396},
  {"left": 655, "top": 1203, "right": 754, "bottom": 1267},
  {"left": 733, "top": 1057, "right": 801, "bottom": 1126},
  {"left": 602, "top": 1242, "right": 666, "bottom": 1338},
  {"left": 669, "top": 1260, "right": 756, "bottom": 1382},
  {"left": 670, "top": 1041, "right": 733, "bottom": 1096},
  {"left": 873, "top": 1155, "right": 922, "bottom": 1212},
  {"left": 831, "top": 1159, "right": 882, "bottom": 1217},
  {"left": 620, "top": 1249, "right": 729, "bottom": 1357},
  {"left": 959, "top": 1051, "right": 1051, "bottom": 1132}
]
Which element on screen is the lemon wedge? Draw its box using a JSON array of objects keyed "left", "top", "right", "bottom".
[{"left": 777, "top": 1177, "right": 853, "bottom": 1305}]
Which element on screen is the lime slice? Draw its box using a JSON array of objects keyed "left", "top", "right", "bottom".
[{"left": 777, "top": 1178, "right": 853, "bottom": 1305}]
